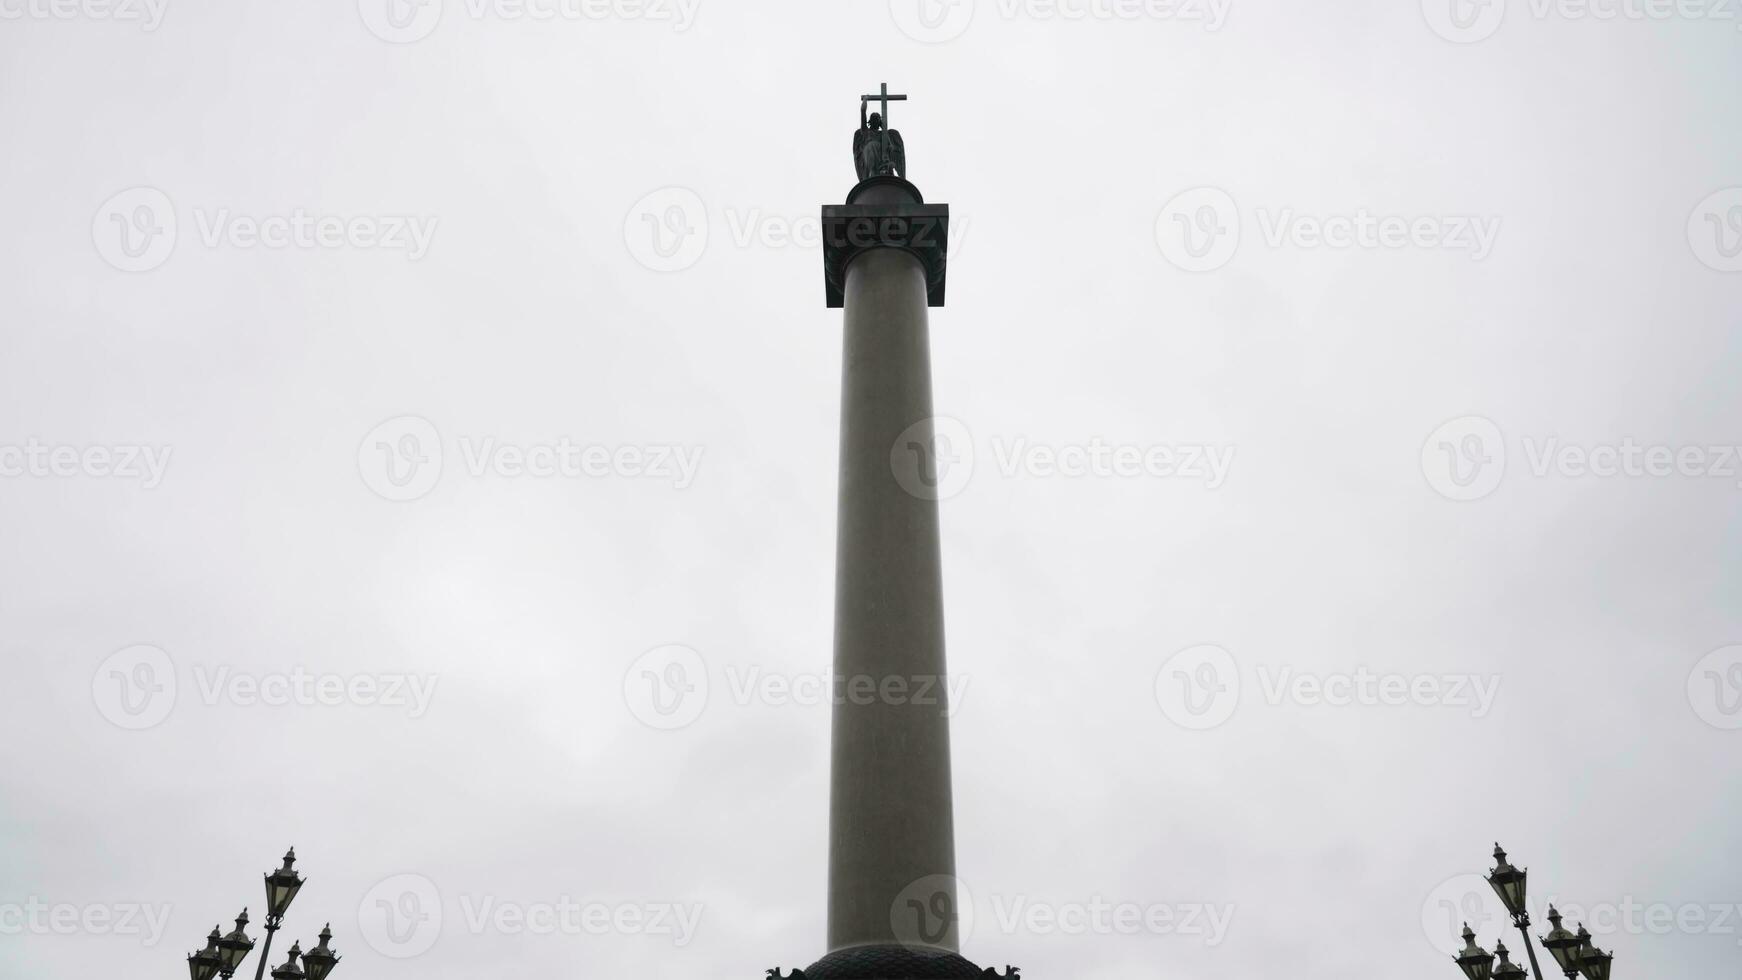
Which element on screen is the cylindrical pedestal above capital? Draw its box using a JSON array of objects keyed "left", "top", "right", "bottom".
[{"left": 847, "top": 175, "right": 926, "bottom": 206}]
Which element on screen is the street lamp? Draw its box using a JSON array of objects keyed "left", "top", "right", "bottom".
[
  {"left": 269, "top": 941, "right": 305, "bottom": 980},
  {"left": 1540, "top": 906, "right": 1584, "bottom": 979},
  {"left": 216, "top": 910, "right": 256, "bottom": 979},
  {"left": 1487, "top": 844, "right": 1528, "bottom": 917},
  {"left": 1453, "top": 846, "right": 1618, "bottom": 980},
  {"left": 1494, "top": 940, "right": 1528, "bottom": 980},
  {"left": 186, "top": 850, "right": 340, "bottom": 980},
  {"left": 188, "top": 927, "right": 224, "bottom": 980},
  {"left": 1575, "top": 928, "right": 1614, "bottom": 980},
  {"left": 1455, "top": 923, "right": 1496, "bottom": 980},
  {"left": 254, "top": 849, "right": 307, "bottom": 980},
  {"left": 299, "top": 924, "right": 342, "bottom": 980},
  {"left": 1487, "top": 844, "right": 1551, "bottom": 980}
]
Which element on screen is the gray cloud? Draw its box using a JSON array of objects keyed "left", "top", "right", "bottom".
[{"left": 1, "top": 2, "right": 1739, "bottom": 977}]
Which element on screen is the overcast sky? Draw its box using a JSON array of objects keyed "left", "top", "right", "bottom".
[{"left": 2, "top": 1, "right": 1740, "bottom": 978}]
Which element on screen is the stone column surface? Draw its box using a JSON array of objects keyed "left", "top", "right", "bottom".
[{"left": 826, "top": 178, "right": 958, "bottom": 955}]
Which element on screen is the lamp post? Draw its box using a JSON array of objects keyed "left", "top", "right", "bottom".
[
  {"left": 258, "top": 929, "right": 342, "bottom": 980},
  {"left": 1541, "top": 906, "right": 1583, "bottom": 979},
  {"left": 1575, "top": 927, "right": 1614, "bottom": 980},
  {"left": 1486, "top": 844, "right": 1552, "bottom": 980},
  {"left": 188, "top": 849, "right": 339, "bottom": 980},
  {"left": 269, "top": 941, "right": 306, "bottom": 980},
  {"left": 1538, "top": 915, "right": 1618, "bottom": 980},
  {"left": 1493, "top": 940, "right": 1529, "bottom": 980},
  {"left": 188, "top": 927, "right": 224, "bottom": 980},
  {"left": 1455, "top": 923, "right": 1496, "bottom": 980},
  {"left": 254, "top": 849, "right": 306, "bottom": 980},
  {"left": 1451, "top": 845, "right": 1618, "bottom": 980},
  {"left": 300, "top": 924, "right": 342, "bottom": 980},
  {"left": 215, "top": 910, "right": 256, "bottom": 979}
]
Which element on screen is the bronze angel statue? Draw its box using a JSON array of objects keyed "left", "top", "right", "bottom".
[{"left": 854, "top": 101, "right": 906, "bottom": 181}]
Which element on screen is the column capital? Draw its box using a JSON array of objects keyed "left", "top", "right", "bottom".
[{"left": 821, "top": 184, "right": 949, "bottom": 308}]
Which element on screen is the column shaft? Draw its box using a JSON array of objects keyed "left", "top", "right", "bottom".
[{"left": 826, "top": 243, "right": 958, "bottom": 953}]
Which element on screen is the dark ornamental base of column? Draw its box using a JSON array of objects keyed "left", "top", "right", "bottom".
[{"left": 770, "top": 944, "right": 1018, "bottom": 979}]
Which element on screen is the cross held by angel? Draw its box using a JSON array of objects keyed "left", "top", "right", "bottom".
[{"left": 854, "top": 82, "right": 908, "bottom": 181}]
